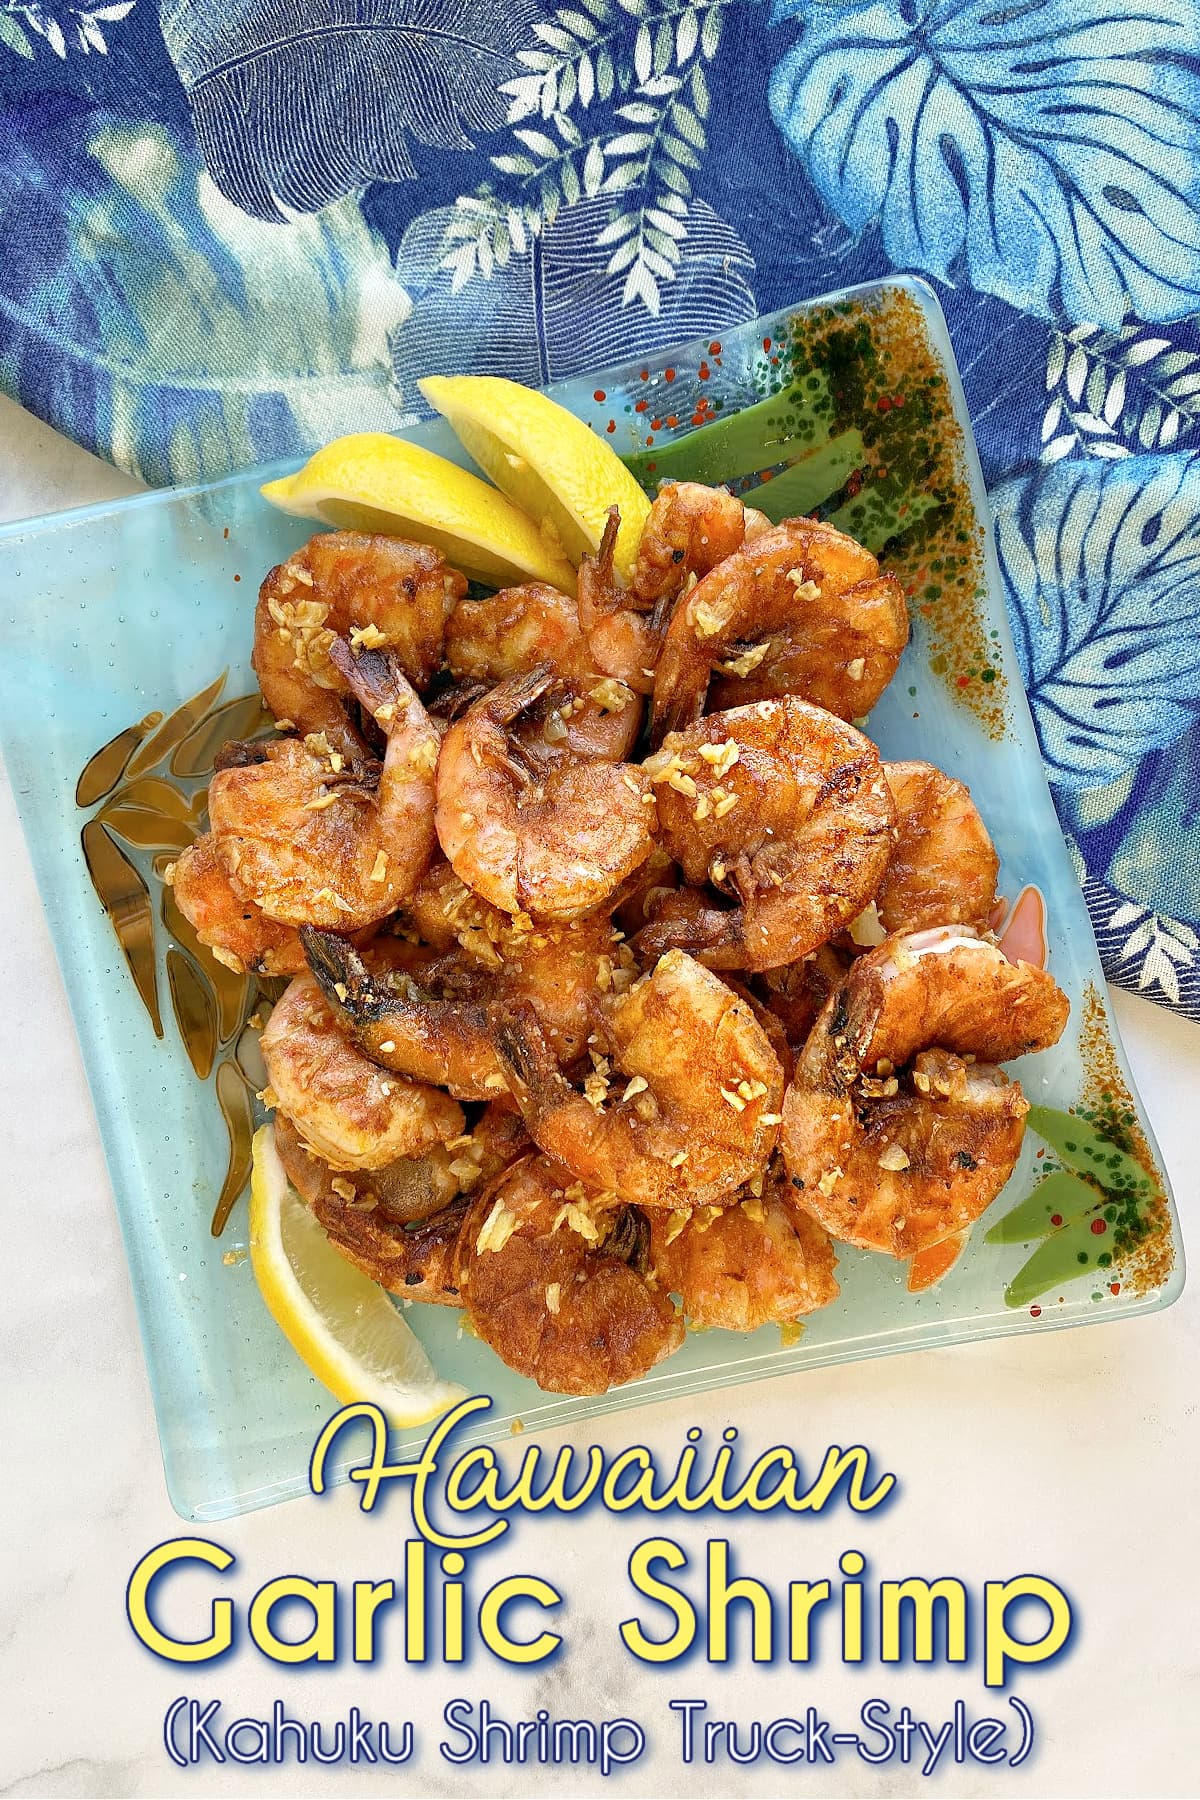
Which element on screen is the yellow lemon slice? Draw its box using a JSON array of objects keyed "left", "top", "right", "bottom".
[
  {"left": 248, "top": 1125, "right": 466, "bottom": 1428},
  {"left": 260, "top": 432, "right": 576, "bottom": 592},
  {"left": 419, "top": 375, "right": 650, "bottom": 582}
]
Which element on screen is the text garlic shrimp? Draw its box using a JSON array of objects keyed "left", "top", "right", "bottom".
[
  {"left": 208, "top": 644, "right": 439, "bottom": 930},
  {"left": 780, "top": 928, "right": 1070, "bottom": 1261},
  {"left": 651, "top": 515, "right": 908, "bottom": 741},
  {"left": 636, "top": 697, "right": 895, "bottom": 971},
  {"left": 254, "top": 530, "right": 466, "bottom": 755},
  {"left": 435, "top": 665, "right": 656, "bottom": 921},
  {"left": 496, "top": 948, "right": 784, "bottom": 1210}
]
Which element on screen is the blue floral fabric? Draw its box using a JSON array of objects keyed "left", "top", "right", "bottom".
[{"left": 3, "top": 0, "right": 1199, "bottom": 1014}]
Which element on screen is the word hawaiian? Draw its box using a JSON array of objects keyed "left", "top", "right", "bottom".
[
  {"left": 308, "top": 1396, "right": 897, "bottom": 1548},
  {"left": 127, "top": 1539, "right": 1071, "bottom": 1686}
]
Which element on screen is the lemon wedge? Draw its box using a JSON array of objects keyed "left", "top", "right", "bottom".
[
  {"left": 260, "top": 432, "right": 576, "bottom": 592},
  {"left": 419, "top": 375, "right": 650, "bottom": 582},
  {"left": 249, "top": 1125, "right": 466, "bottom": 1428}
]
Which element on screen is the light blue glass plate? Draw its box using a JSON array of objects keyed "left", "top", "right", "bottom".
[{"left": 0, "top": 278, "right": 1182, "bottom": 1520}]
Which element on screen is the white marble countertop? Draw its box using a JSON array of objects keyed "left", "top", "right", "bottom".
[{"left": 2, "top": 400, "right": 1197, "bottom": 1799}]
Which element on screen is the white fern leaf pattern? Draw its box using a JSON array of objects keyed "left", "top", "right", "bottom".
[
  {"left": 1041, "top": 323, "right": 1200, "bottom": 464},
  {"left": 440, "top": 0, "right": 743, "bottom": 313},
  {"left": 160, "top": 0, "right": 540, "bottom": 219},
  {"left": 392, "top": 191, "right": 755, "bottom": 393}
]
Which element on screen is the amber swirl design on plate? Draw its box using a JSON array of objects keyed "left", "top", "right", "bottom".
[{"left": 75, "top": 674, "right": 275, "bottom": 1235}]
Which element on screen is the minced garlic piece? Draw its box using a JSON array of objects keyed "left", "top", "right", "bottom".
[
  {"left": 545, "top": 1282, "right": 562, "bottom": 1316},
  {"left": 717, "top": 641, "right": 770, "bottom": 679},
  {"left": 476, "top": 1195, "right": 520, "bottom": 1256},
  {"left": 589, "top": 678, "right": 631, "bottom": 712},
  {"left": 877, "top": 1144, "right": 911, "bottom": 1171},
  {"left": 350, "top": 622, "right": 389, "bottom": 651},
  {"left": 369, "top": 850, "right": 388, "bottom": 883},
  {"left": 698, "top": 738, "right": 741, "bottom": 778}
]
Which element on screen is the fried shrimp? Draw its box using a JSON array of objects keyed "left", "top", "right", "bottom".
[
  {"left": 303, "top": 904, "right": 631, "bottom": 1100},
  {"left": 455, "top": 1155, "right": 684, "bottom": 1393},
  {"left": 496, "top": 948, "right": 784, "bottom": 1210},
  {"left": 875, "top": 761, "right": 999, "bottom": 934},
  {"left": 631, "top": 481, "right": 749, "bottom": 607},
  {"left": 208, "top": 644, "right": 439, "bottom": 930},
  {"left": 780, "top": 928, "right": 1070, "bottom": 1260},
  {"left": 435, "top": 665, "right": 656, "bottom": 921},
  {"left": 636, "top": 698, "right": 894, "bottom": 971},
  {"left": 576, "top": 510, "right": 666, "bottom": 696},
  {"left": 253, "top": 531, "right": 466, "bottom": 754},
  {"left": 274, "top": 1105, "right": 528, "bottom": 1227},
  {"left": 316, "top": 1192, "right": 473, "bottom": 1306},
  {"left": 650, "top": 1165, "right": 839, "bottom": 1331},
  {"left": 260, "top": 972, "right": 463, "bottom": 1169},
  {"left": 840, "top": 926, "right": 1070, "bottom": 1069},
  {"left": 445, "top": 583, "right": 594, "bottom": 684},
  {"left": 169, "top": 832, "right": 305, "bottom": 975},
  {"left": 651, "top": 516, "right": 908, "bottom": 741}
]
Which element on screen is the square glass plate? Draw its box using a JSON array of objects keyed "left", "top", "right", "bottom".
[{"left": 0, "top": 278, "right": 1182, "bottom": 1520}]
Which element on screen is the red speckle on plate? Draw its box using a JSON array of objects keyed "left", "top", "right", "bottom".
[
  {"left": 1050, "top": 1213, "right": 1063, "bottom": 1226},
  {"left": 1090, "top": 1218, "right": 1108, "bottom": 1235},
  {"left": 1030, "top": 1305, "right": 1042, "bottom": 1317},
  {"left": 594, "top": 389, "right": 606, "bottom": 402}
]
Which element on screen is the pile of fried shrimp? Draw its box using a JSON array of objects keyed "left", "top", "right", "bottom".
[{"left": 170, "top": 482, "right": 1070, "bottom": 1396}]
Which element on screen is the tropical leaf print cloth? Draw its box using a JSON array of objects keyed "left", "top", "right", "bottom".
[{"left": 3, "top": 0, "right": 1199, "bottom": 1014}]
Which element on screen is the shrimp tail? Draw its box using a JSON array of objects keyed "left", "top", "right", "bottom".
[
  {"left": 214, "top": 738, "right": 275, "bottom": 771},
  {"left": 604, "top": 1205, "right": 652, "bottom": 1275},
  {"left": 647, "top": 682, "right": 700, "bottom": 749},
  {"left": 301, "top": 926, "right": 390, "bottom": 1024},
  {"left": 633, "top": 906, "right": 746, "bottom": 969},
  {"left": 327, "top": 638, "right": 417, "bottom": 716},
  {"left": 486, "top": 662, "right": 557, "bottom": 727},
  {"left": 493, "top": 1004, "right": 575, "bottom": 1123}
]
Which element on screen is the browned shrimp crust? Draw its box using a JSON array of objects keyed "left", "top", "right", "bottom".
[
  {"left": 261, "top": 971, "right": 464, "bottom": 1168},
  {"left": 650, "top": 1168, "right": 839, "bottom": 1331},
  {"left": 495, "top": 948, "right": 784, "bottom": 1210},
  {"left": 253, "top": 531, "right": 466, "bottom": 752},
  {"left": 170, "top": 832, "right": 306, "bottom": 975},
  {"left": 445, "top": 583, "right": 595, "bottom": 684},
  {"left": 209, "top": 649, "right": 439, "bottom": 930},
  {"left": 651, "top": 516, "right": 908, "bottom": 739},
  {"left": 631, "top": 481, "right": 748, "bottom": 606},
  {"left": 455, "top": 1156, "right": 685, "bottom": 1393},
  {"left": 875, "top": 761, "right": 999, "bottom": 935},
  {"left": 637, "top": 698, "right": 895, "bottom": 971}
]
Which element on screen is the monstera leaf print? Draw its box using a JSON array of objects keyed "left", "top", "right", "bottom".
[
  {"left": 160, "top": 0, "right": 540, "bottom": 219},
  {"left": 391, "top": 193, "right": 756, "bottom": 396},
  {"left": 768, "top": 0, "right": 1200, "bottom": 328},
  {"left": 0, "top": 103, "right": 408, "bottom": 482},
  {"left": 993, "top": 452, "right": 1200, "bottom": 788}
]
